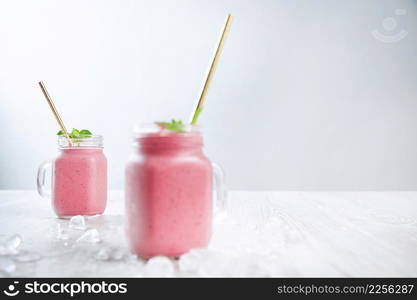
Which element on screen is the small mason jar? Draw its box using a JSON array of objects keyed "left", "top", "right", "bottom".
[
  {"left": 125, "top": 124, "right": 225, "bottom": 258},
  {"left": 37, "top": 135, "right": 107, "bottom": 217}
]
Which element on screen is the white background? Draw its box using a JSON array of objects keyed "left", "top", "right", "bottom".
[{"left": 0, "top": 0, "right": 416, "bottom": 190}]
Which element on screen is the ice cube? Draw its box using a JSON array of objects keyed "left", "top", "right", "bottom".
[
  {"left": 76, "top": 229, "right": 100, "bottom": 243},
  {"left": 69, "top": 215, "right": 86, "bottom": 230},
  {"left": 178, "top": 248, "right": 208, "bottom": 273},
  {"left": 58, "top": 232, "right": 70, "bottom": 240},
  {"left": 0, "top": 244, "right": 7, "bottom": 256},
  {"left": 0, "top": 257, "right": 16, "bottom": 274},
  {"left": 56, "top": 225, "right": 69, "bottom": 240},
  {"left": 144, "top": 256, "right": 174, "bottom": 277},
  {"left": 111, "top": 248, "right": 125, "bottom": 261},
  {"left": 0, "top": 235, "right": 22, "bottom": 255},
  {"left": 95, "top": 248, "right": 111, "bottom": 261},
  {"left": 13, "top": 250, "right": 42, "bottom": 263}
]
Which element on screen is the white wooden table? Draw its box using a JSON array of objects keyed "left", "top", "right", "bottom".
[{"left": 0, "top": 191, "right": 416, "bottom": 277}]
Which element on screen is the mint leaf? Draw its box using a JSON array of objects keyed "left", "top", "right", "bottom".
[
  {"left": 57, "top": 128, "right": 93, "bottom": 138},
  {"left": 155, "top": 119, "right": 184, "bottom": 133},
  {"left": 79, "top": 129, "right": 92, "bottom": 137},
  {"left": 70, "top": 128, "right": 80, "bottom": 138}
]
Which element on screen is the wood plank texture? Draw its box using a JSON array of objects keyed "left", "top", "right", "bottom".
[{"left": 0, "top": 191, "right": 416, "bottom": 277}]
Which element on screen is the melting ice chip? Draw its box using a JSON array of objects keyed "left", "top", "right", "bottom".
[
  {"left": 178, "top": 248, "right": 207, "bottom": 273},
  {"left": 111, "top": 248, "right": 125, "bottom": 260},
  {"left": 13, "top": 250, "right": 42, "bottom": 263},
  {"left": 145, "top": 256, "right": 174, "bottom": 277},
  {"left": 56, "top": 224, "right": 69, "bottom": 240},
  {"left": 76, "top": 229, "right": 100, "bottom": 243},
  {"left": 0, "top": 235, "right": 22, "bottom": 255},
  {"left": 94, "top": 248, "right": 126, "bottom": 261},
  {"left": 0, "top": 244, "right": 6, "bottom": 256},
  {"left": 0, "top": 257, "right": 16, "bottom": 274},
  {"left": 95, "top": 248, "right": 111, "bottom": 261},
  {"left": 69, "top": 215, "right": 87, "bottom": 231}
]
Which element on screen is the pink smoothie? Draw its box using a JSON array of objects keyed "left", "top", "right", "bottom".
[
  {"left": 125, "top": 131, "right": 212, "bottom": 258},
  {"left": 52, "top": 148, "right": 107, "bottom": 217}
]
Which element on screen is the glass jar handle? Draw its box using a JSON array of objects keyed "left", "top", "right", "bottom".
[
  {"left": 212, "top": 163, "right": 227, "bottom": 213},
  {"left": 37, "top": 161, "right": 52, "bottom": 199}
]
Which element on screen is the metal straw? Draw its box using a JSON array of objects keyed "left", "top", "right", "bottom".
[
  {"left": 190, "top": 14, "right": 233, "bottom": 124},
  {"left": 38, "top": 81, "right": 72, "bottom": 146}
]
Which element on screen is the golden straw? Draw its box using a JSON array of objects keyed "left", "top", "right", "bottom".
[
  {"left": 190, "top": 13, "right": 233, "bottom": 124},
  {"left": 38, "top": 81, "right": 72, "bottom": 146}
]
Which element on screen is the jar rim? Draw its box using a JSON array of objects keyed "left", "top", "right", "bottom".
[
  {"left": 132, "top": 123, "right": 201, "bottom": 138},
  {"left": 58, "top": 135, "right": 104, "bottom": 148}
]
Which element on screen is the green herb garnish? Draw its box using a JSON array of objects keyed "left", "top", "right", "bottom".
[
  {"left": 155, "top": 119, "right": 184, "bottom": 133},
  {"left": 57, "top": 128, "right": 93, "bottom": 138},
  {"left": 79, "top": 129, "right": 92, "bottom": 136}
]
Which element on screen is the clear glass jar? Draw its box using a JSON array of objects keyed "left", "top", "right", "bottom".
[
  {"left": 125, "top": 124, "right": 225, "bottom": 258},
  {"left": 37, "top": 135, "right": 107, "bottom": 217}
]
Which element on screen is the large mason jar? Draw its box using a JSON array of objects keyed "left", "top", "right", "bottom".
[{"left": 125, "top": 124, "right": 225, "bottom": 258}]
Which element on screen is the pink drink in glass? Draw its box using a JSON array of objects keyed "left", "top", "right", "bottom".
[
  {"left": 37, "top": 135, "right": 107, "bottom": 217},
  {"left": 53, "top": 148, "right": 107, "bottom": 217},
  {"left": 125, "top": 128, "right": 213, "bottom": 258}
]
